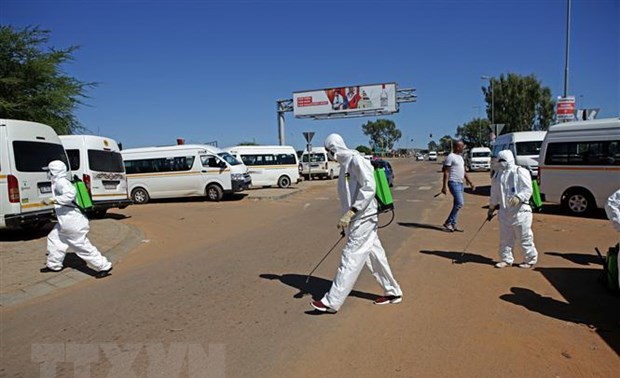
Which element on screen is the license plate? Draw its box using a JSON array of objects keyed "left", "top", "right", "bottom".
[
  {"left": 104, "top": 185, "right": 117, "bottom": 190},
  {"left": 39, "top": 185, "right": 51, "bottom": 194},
  {"left": 102, "top": 180, "right": 119, "bottom": 190}
]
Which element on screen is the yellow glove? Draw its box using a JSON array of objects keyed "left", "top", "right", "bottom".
[
  {"left": 337, "top": 209, "right": 356, "bottom": 230},
  {"left": 42, "top": 198, "right": 57, "bottom": 206},
  {"left": 508, "top": 196, "right": 521, "bottom": 207}
]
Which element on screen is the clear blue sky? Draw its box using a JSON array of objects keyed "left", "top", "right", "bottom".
[{"left": 3, "top": 0, "right": 619, "bottom": 150}]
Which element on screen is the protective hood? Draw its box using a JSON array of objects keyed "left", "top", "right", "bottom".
[
  {"left": 497, "top": 149, "right": 516, "bottom": 170},
  {"left": 48, "top": 160, "right": 69, "bottom": 182},
  {"left": 324, "top": 133, "right": 357, "bottom": 164}
]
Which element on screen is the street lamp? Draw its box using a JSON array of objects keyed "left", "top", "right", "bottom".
[
  {"left": 473, "top": 105, "right": 482, "bottom": 146},
  {"left": 481, "top": 75, "right": 494, "bottom": 129}
]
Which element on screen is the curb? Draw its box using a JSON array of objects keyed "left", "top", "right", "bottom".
[
  {"left": 247, "top": 188, "right": 302, "bottom": 201},
  {"left": 0, "top": 222, "right": 144, "bottom": 308}
]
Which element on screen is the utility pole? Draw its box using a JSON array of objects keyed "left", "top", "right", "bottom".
[{"left": 563, "top": 0, "right": 572, "bottom": 97}]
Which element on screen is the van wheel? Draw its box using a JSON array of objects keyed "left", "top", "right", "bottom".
[
  {"left": 562, "top": 189, "right": 595, "bottom": 216},
  {"left": 131, "top": 188, "right": 150, "bottom": 204},
  {"left": 206, "top": 184, "right": 223, "bottom": 201},
  {"left": 277, "top": 175, "right": 291, "bottom": 188}
]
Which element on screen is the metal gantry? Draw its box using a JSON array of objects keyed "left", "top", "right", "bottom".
[{"left": 276, "top": 87, "right": 417, "bottom": 145}]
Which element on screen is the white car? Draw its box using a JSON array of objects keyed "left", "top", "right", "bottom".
[{"left": 428, "top": 151, "right": 438, "bottom": 161}]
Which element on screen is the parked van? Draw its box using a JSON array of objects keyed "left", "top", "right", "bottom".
[
  {"left": 539, "top": 118, "right": 620, "bottom": 216},
  {"left": 225, "top": 145, "right": 300, "bottom": 188},
  {"left": 464, "top": 147, "right": 491, "bottom": 171},
  {"left": 60, "top": 135, "right": 132, "bottom": 217},
  {"left": 122, "top": 144, "right": 251, "bottom": 203},
  {"left": 491, "top": 131, "right": 547, "bottom": 177},
  {"left": 300, "top": 147, "right": 340, "bottom": 180},
  {"left": 428, "top": 151, "right": 438, "bottom": 161},
  {"left": 1, "top": 119, "right": 69, "bottom": 229}
]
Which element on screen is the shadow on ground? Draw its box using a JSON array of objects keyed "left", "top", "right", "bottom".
[
  {"left": 419, "top": 250, "right": 496, "bottom": 266},
  {"left": 142, "top": 193, "right": 248, "bottom": 205},
  {"left": 62, "top": 253, "right": 100, "bottom": 277},
  {"left": 546, "top": 251, "right": 604, "bottom": 266},
  {"left": 537, "top": 204, "right": 608, "bottom": 220},
  {"left": 465, "top": 185, "right": 490, "bottom": 197},
  {"left": 99, "top": 212, "right": 131, "bottom": 220},
  {"left": 260, "top": 273, "right": 381, "bottom": 315},
  {"left": 398, "top": 222, "right": 448, "bottom": 232},
  {"left": 500, "top": 266, "right": 620, "bottom": 355},
  {"left": 0, "top": 223, "right": 54, "bottom": 242}
]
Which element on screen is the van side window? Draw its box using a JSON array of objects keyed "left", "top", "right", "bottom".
[
  {"left": 201, "top": 155, "right": 220, "bottom": 168},
  {"left": 124, "top": 156, "right": 195, "bottom": 174},
  {"left": 545, "top": 141, "right": 620, "bottom": 166},
  {"left": 276, "top": 154, "right": 296, "bottom": 165},
  {"left": 66, "top": 149, "right": 80, "bottom": 171}
]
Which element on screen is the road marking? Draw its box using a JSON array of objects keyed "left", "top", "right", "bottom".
[
  {"left": 393, "top": 186, "right": 409, "bottom": 191},
  {"left": 304, "top": 203, "right": 311, "bottom": 209},
  {"left": 418, "top": 186, "right": 432, "bottom": 191},
  {"left": 406, "top": 199, "right": 423, "bottom": 203},
  {"left": 316, "top": 197, "right": 331, "bottom": 200}
]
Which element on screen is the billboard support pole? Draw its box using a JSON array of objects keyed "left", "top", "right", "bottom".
[{"left": 277, "top": 99, "right": 294, "bottom": 146}]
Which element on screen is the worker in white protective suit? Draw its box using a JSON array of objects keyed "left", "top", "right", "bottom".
[
  {"left": 310, "top": 134, "right": 402, "bottom": 313},
  {"left": 488, "top": 150, "right": 538, "bottom": 269},
  {"left": 604, "top": 189, "right": 620, "bottom": 288},
  {"left": 40, "top": 160, "right": 112, "bottom": 278}
]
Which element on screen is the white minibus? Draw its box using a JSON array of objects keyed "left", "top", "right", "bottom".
[
  {"left": 1, "top": 119, "right": 69, "bottom": 229},
  {"left": 464, "top": 147, "right": 491, "bottom": 171},
  {"left": 491, "top": 131, "right": 547, "bottom": 177},
  {"left": 300, "top": 147, "right": 340, "bottom": 180},
  {"left": 122, "top": 144, "right": 251, "bottom": 203},
  {"left": 225, "top": 145, "right": 300, "bottom": 188},
  {"left": 539, "top": 118, "right": 620, "bottom": 216},
  {"left": 60, "top": 135, "right": 132, "bottom": 217}
]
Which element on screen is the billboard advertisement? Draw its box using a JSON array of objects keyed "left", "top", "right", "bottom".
[
  {"left": 293, "top": 83, "right": 398, "bottom": 118},
  {"left": 556, "top": 96, "right": 576, "bottom": 121}
]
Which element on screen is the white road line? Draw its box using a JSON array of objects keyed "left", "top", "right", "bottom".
[
  {"left": 315, "top": 197, "right": 331, "bottom": 200},
  {"left": 418, "top": 186, "right": 432, "bottom": 191},
  {"left": 393, "top": 186, "right": 409, "bottom": 191},
  {"left": 406, "top": 199, "right": 423, "bottom": 203},
  {"left": 304, "top": 203, "right": 311, "bottom": 209}
]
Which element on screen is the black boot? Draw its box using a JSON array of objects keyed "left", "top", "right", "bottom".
[
  {"left": 95, "top": 267, "right": 113, "bottom": 279},
  {"left": 40, "top": 267, "right": 61, "bottom": 273}
]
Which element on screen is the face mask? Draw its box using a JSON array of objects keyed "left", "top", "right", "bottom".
[{"left": 326, "top": 148, "right": 335, "bottom": 160}]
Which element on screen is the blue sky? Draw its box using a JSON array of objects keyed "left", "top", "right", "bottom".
[{"left": 2, "top": 0, "right": 619, "bottom": 150}]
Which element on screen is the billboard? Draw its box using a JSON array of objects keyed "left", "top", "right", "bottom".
[
  {"left": 556, "top": 96, "right": 576, "bottom": 121},
  {"left": 293, "top": 83, "right": 398, "bottom": 118}
]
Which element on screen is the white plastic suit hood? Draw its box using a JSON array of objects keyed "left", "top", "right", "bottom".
[
  {"left": 48, "top": 160, "right": 68, "bottom": 183},
  {"left": 497, "top": 149, "right": 516, "bottom": 170},
  {"left": 324, "top": 133, "right": 357, "bottom": 164}
]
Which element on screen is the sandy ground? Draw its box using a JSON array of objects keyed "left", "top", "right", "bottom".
[{"left": 1, "top": 159, "right": 618, "bottom": 377}]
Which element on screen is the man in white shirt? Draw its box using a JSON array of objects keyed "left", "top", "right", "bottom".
[{"left": 441, "top": 140, "right": 475, "bottom": 232}]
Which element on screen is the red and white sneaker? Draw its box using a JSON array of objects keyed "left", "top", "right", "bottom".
[
  {"left": 310, "top": 300, "right": 337, "bottom": 313},
  {"left": 373, "top": 295, "right": 402, "bottom": 305}
]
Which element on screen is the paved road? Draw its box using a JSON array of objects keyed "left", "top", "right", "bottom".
[{"left": 1, "top": 159, "right": 618, "bottom": 377}]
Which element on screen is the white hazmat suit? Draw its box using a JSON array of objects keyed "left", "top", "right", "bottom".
[
  {"left": 317, "top": 134, "right": 402, "bottom": 311},
  {"left": 44, "top": 161, "right": 112, "bottom": 272},
  {"left": 604, "top": 189, "right": 620, "bottom": 288},
  {"left": 490, "top": 150, "right": 538, "bottom": 267}
]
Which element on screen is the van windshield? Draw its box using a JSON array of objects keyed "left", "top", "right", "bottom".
[
  {"left": 516, "top": 141, "right": 542, "bottom": 156},
  {"left": 13, "top": 141, "right": 68, "bottom": 172},
  {"left": 472, "top": 152, "right": 490, "bottom": 158},
  {"left": 88, "top": 150, "right": 124, "bottom": 172},
  {"left": 302, "top": 153, "right": 326, "bottom": 163},
  {"left": 218, "top": 152, "right": 241, "bottom": 166}
]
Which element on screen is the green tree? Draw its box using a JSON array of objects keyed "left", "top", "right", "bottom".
[
  {"left": 428, "top": 140, "right": 438, "bottom": 151},
  {"left": 238, "top": 141, "right": 259, "bottom": 146},
  {"left": 355, "top": 145, "right": 372, "bottom": 155},
  {"left": 439, "top": 134, "right": 453, "bottom": 152},
  {"left": 482, "top": 73, "right": 555, "bottom": 133},
  {"left": 456, "top": 118, "right": 491, "bottom": 147},
  {"left": 361, "top": 119, "right": 402, "bottom": 153},
  {"left": 0, "top": 26, "right": 95, "bottom": 134}
]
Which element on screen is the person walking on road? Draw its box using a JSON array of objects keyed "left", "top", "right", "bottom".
[
  {"left": 40, "top": 160, "right": 113, "bottom": 278},
  {"left": 311, "top": 133, "right": 402, "bottom": 313},
  {"left": 441, "top": 140, "right": 475, "bottom": 232},
  {"left": 487, "top": 150, "right": 538, "bottom": 269}
]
